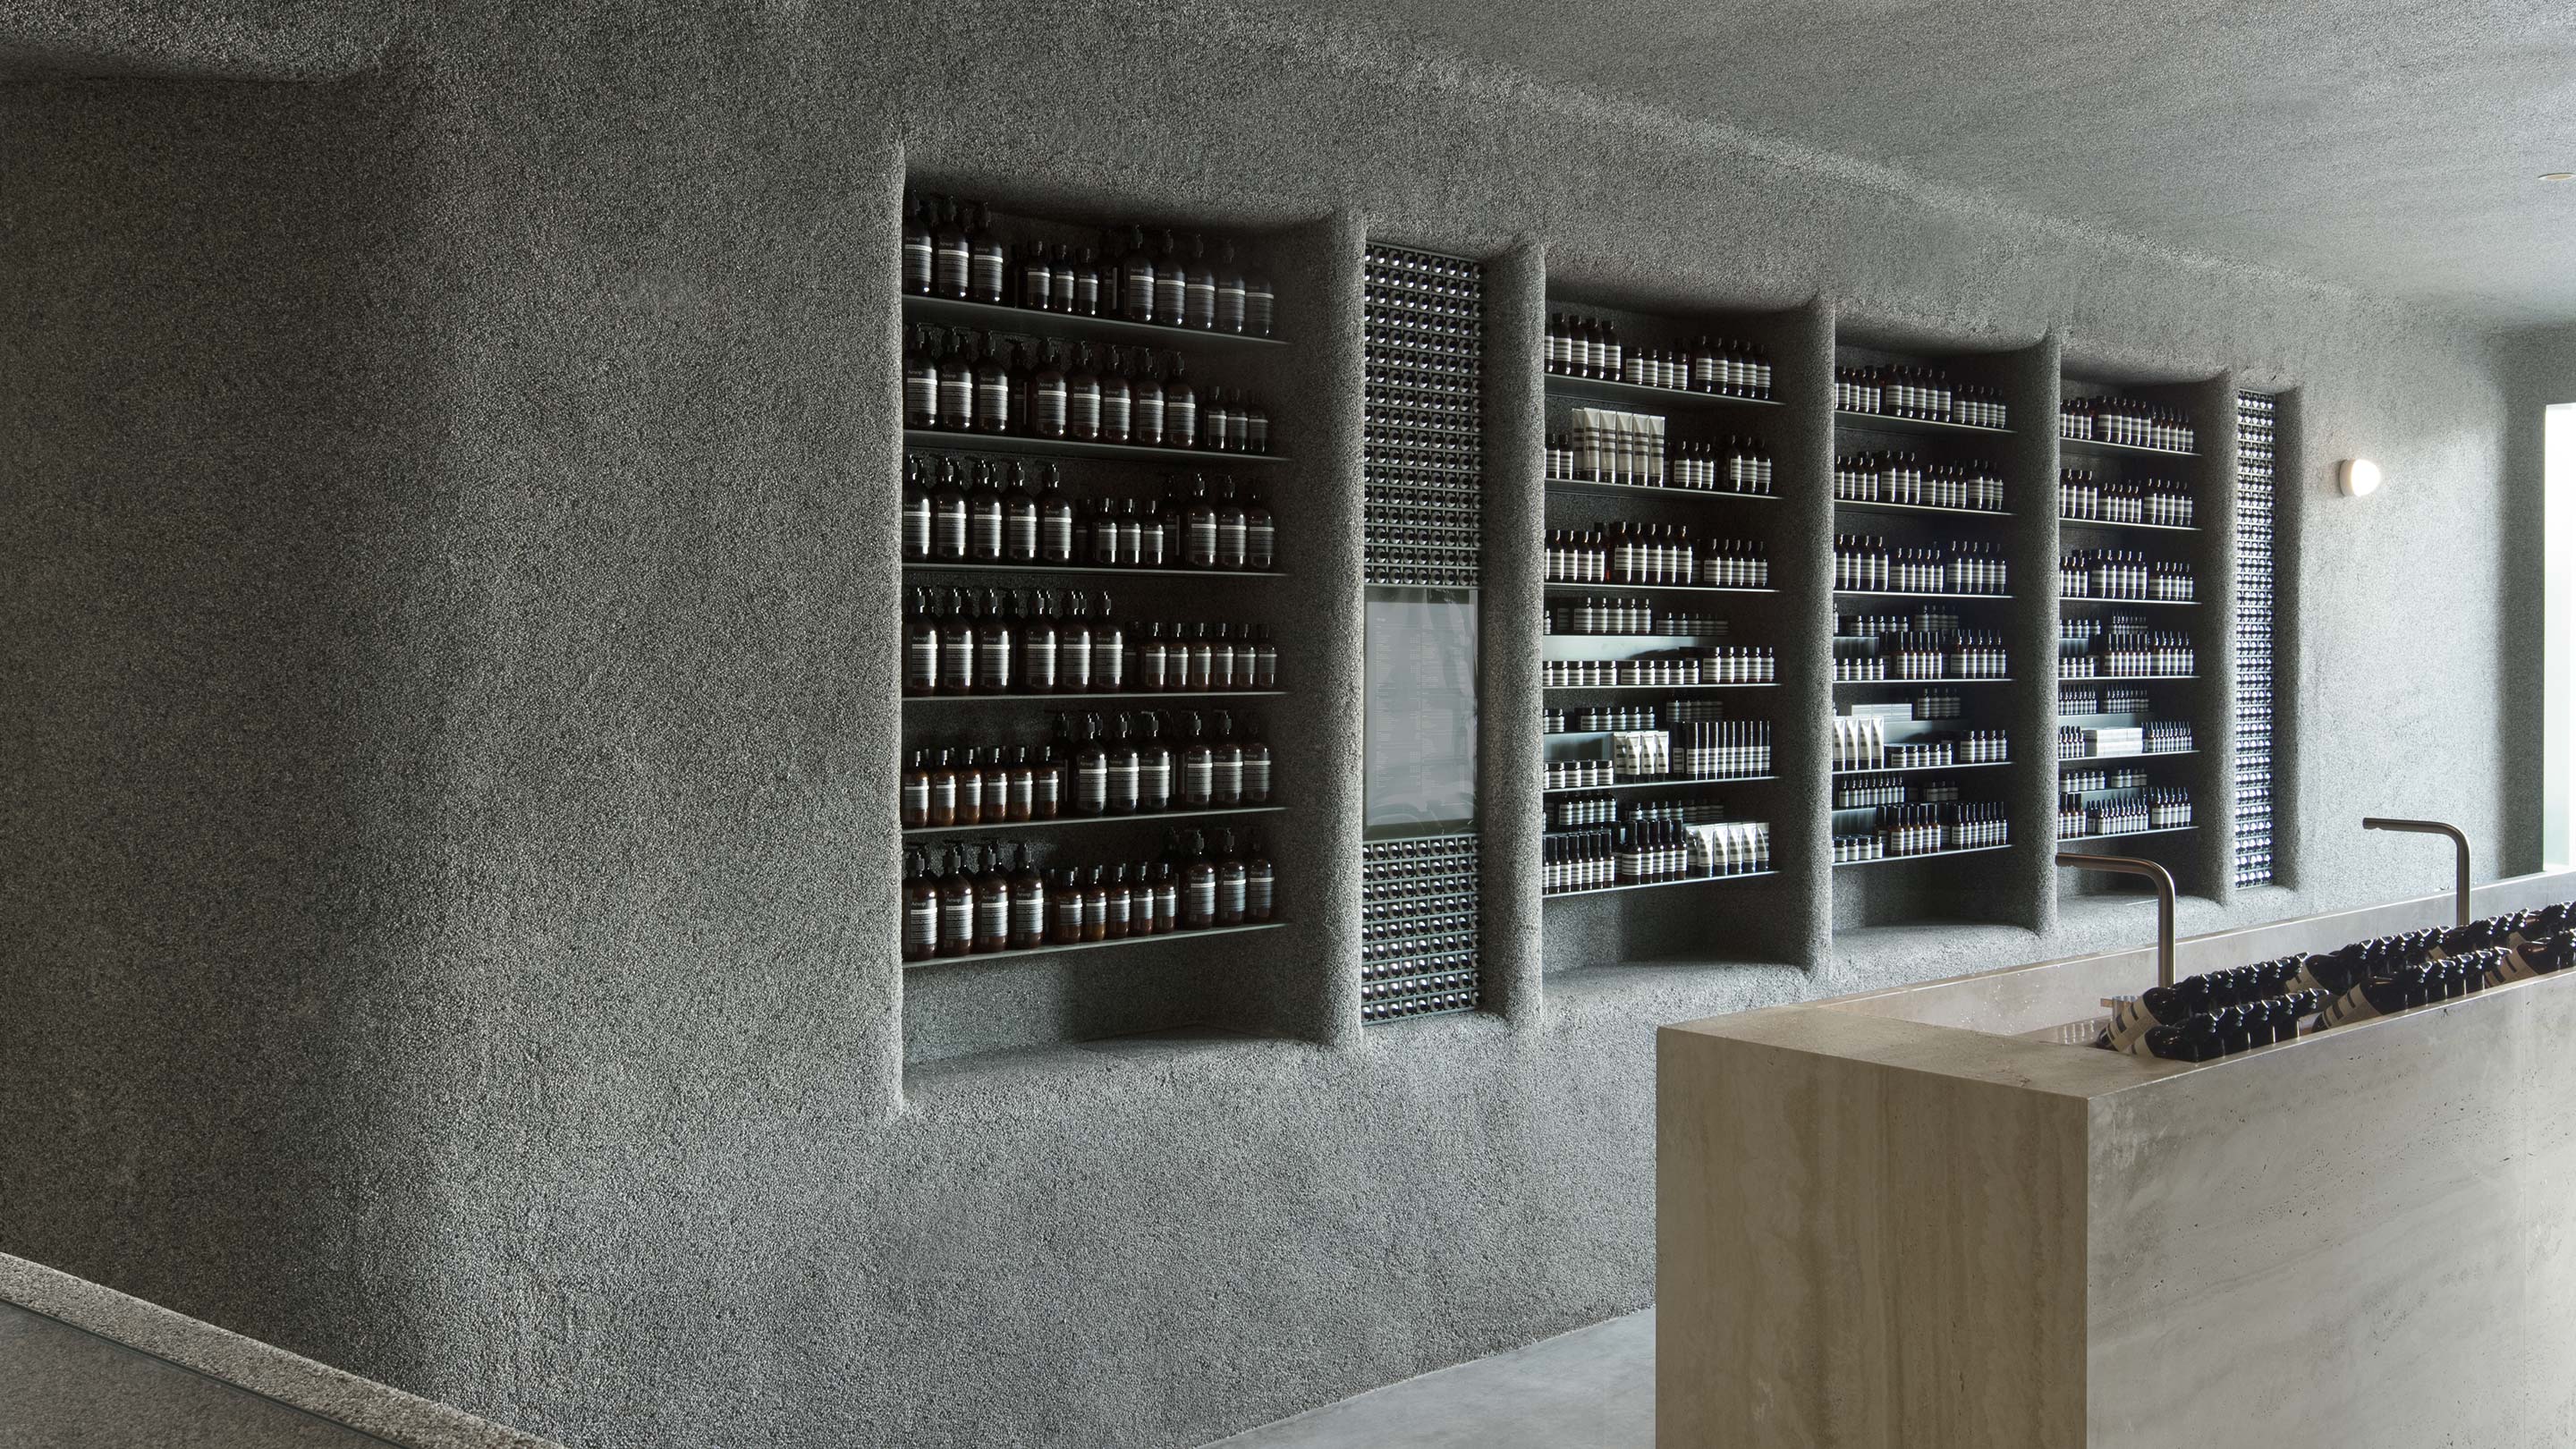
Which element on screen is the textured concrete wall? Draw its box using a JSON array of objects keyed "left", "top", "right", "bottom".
[{"left": 0, "top": 4, "right": 2535, "bottom": 1447}]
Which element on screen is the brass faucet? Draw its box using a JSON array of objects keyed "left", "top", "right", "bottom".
[{"left": 2057, "top": 852, "right": 2177, "bottom": 988}]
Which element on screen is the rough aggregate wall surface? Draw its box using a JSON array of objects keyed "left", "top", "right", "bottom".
[{"left": 0, "top": 3, "right": 2533, "bottom": 1447}]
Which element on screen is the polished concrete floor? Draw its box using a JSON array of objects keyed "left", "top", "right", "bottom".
[{"left": 1199, "top": 1309, "right": 1652, "bottom": 1449}]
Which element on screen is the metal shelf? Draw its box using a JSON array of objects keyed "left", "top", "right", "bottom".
[
  {"left": 2057, "top": 516, "right": 2200, "bottom": 535},
  {"left": 1834, "top": 410, "right": 2014, "bottom": 440},
  {"left": 2056, "top": 825, "right": 2199, "bottom": 844},
  {"left": 1542, "top": 682, "right": 1778, "bottom": 693},
  {"left": 1544, "top": 775, "right": 1777, "bottom": 795},
  {"left": 1543, "top": 375, "right": 1784, "bottom": 411},
  {"left": 2057, "top": 434, "right": 2199, "bottom": 462},
  {"left": 1543, "top": 870, "right": 1780, "bottom": 900},
  {"left": 1545, "top": 477, "right": 1778, "bottom": 503},
  {"left": 1544, "top": 580, "right": 1776, "bottom": 596},
  {"left": 903, "top": 429, "right": 1288, "bottom": 466},
  {"left": 902, "top": 804, "right": 1284, "bottom": 838},
  {"left": 905, "top": 690, "right": 1287, "bottom": 704},
  {"left": 1833, "top": 843, "right": 2014, "bottom": 868},
  {"left": 1833, "top": 498, "right": 2012, "bottom": 521},
  {"left": 904, "top": 561, "right": 1284, "bottom": 579},
  {"left": 902, "top": 919, "right": 1286, "bottom": 969},
  {"left": 1832, "top": 759, "right": 2012, "bottom": 777},
  {"left": 903, "top": 293, "right": 1288, "bottom": 349}
]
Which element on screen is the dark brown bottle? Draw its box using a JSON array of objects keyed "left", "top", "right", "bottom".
[
  {"left": 935, "top": 844, "right": 973, "bottom": 956},
  {"left": 902, "top": 454, "right": 932, "bottom": 562},
  {"left": 1163, "top": 354, "right": 1198, "bottom": 449},
  {"left": 936, "top": 330, "right": 973, "bottom": 431},
  {"left": 1073, "top": 248, "right": 1103, "bottom": 316},
  {"left": 1017, "top": 239, "right": 1053, "bottom": 311},
  {"left": 929, "top": 459, "right": 968, "bottom": 563},
  {"left": 1033, "top": 737, "right": 1063, "bottom": 819},
  {"left": 1031, "top": 343, "right": 1069, "bottom": 440},
  {"left": 967, "top": 462, "right": 1004, "bottom": 562},
  {"left": 1004, "top": 744, "right": 1037, "bottom": 823},
  {"left": 1047, "top": 867, "right": 1085, "bottom": 945},
  {"left": 927, "top": 747, "right": 960, "bottom": 828},
  {"left": 1241, "top": 829, "right": 1275, "bottom": 922},
  {"left": 1180, "top": 830, "right": 1217, "bottom": 929},
  {"left": 1067, "top": 343, "right": 1103, "bottom": 442},
  {"left": 1100, "top": 347, "right": 1134, "bottom": 444},
  {"left": 1002, "top": 463, "right": 1038, "bottom": 563},
  {"left": 1123, "top": 861, "right": 1157, "bottom": 936},
  {"left": 1179, "top": 711, "right": 1214, "bottom": 808},
  {"left": 979, "top": 744, "right": 1010, "bottom": 818},
  {"left": 931, "top": 199, "right": 970, "bottom": 301},
  {"left": 1140, "top": 623, "right": 1171, "bottom": 691},
  {"left": 1230, "top": 622, "right": 1258, "bottom": 687},
  {"left": 1216, "top": 480, "right": 1249, "bottom": 569},
  {"left": 1154, "top": 231, "right": 1187, "bottom": 324},
  {"left": 1104, "top": 863, "right": 1133, "bottom": 939},
  {"left": 1213, "top": 828, "right": 1248, "bottom": 926},
  {"left": 903, "top": 588, "right": 939, "bottom": 697},
  {"left": 1107, "top": 712, "right": 1141, "bottom": 816},
  {"left": 1090, "top": 592, "right": 1124, "bottom": 691},
  {"left": 1208, "top": 623, "right": 1236, "bottom": 691},
  {"left": 1005, "top": 842, "right": 1046, "bottom": 949},
  {"left": 902, "top": 846, "right": 936, "bottom": 962},
  {"left": 1203, "top": 388, "right": 1233, "bottom": 453},
  {"left": 1238, "top": 721, "right": 1271, "bottom": 804},
  {"left": 901, "top": 194, "right": 933, "bottom": 296},
  {"left": 937, "top": 588, "right": 975, "bottom": 695},
  {"left": 1037, "top": 464, "right": 1073, "bottom": 564},
  {"left": 1058, "top": 593, "right": 1092, "bottom": 693},
  {"left": 1120, "top": 225, "right": 1157, "bottom": 323},
  {"left": 953, "top": 747, "right": 984, "bottom": 826},
  {"left": 1152, "top": 857, "right": 1181, "bottom": 933},
  {"left": 1138, "top": 711, "right": 1174, "bottom": 811},
  {"left": 1215, "top": 242, "right": 1248, "bottom": 334},
  {"left": 1185, "top": 234, "right": 1216, "bottom": 330},
  {"left": 973, "top": 589, "right": 1013, "bottom": 695},
  {"left": 967, "top": 203, "right": 1005, "bottom": 304},
  {"left": 1209, "top": 710, "right": 1243, "bottom": 805},
  {"left": 972, "top": 336, "right": 1013, "bottom": 435},
  {"left": 1131, "top": 353, "right": 1166, "bottom": 445},
  {"left": 1020, "top": 591, "right": 1057, "bottom": 695},
  {"left": 903, "top": 326, "right": 937, "bottom": 428},
  {"left": 902, "top": 747, "right": 933, "bottom": 827},
  {"left": 1072, "top": 713, "right": 1108, "bottom": 817},
  {"left": 1244, "top": 489, "right": 1275, "bottom": 569},
  {"left": 1184, "top": 623, "right": 1216, "bottom": 691},
  {"left": 1048, "top": 242, "right": 1079, "bottom": 314},
  {"left": 1080, "top": 864, "right": 1109, "bottom": 942},
  {"left": 1252, "top": 625, "right": 1278, "bottom": 689},
  {"left": 970, "top": 841, "right": 1008, "bottom": 952},
  {"left": 1183, "top": 475, "right": 1218, "bottom": 569}
]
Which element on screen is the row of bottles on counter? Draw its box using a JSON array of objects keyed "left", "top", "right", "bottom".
[
  {"left": 902, "top": 195, "right": 1276, "bottom": 336},
  {"left": 2059, "top": 683, "right": 2152, "bottom": 716},
  {"left": 2057, "top": 720, "right": 2193, "bottom": 758},
  {"left": 1834, "top": 773, "right": 1976, "bottom": 809},
  {"left": 900, "top": 709, "right": 1272, "bottom": 827},
  {"left": 1834, "top": 367, "right": 2009, "bottom": 428},
  {"left": 903, "top": 330, "right": 1271, "bottom": 452},
  {"left": 2095, "top": 907, "right": 2576, "bottom": 1060},
  {"left": 1545, "top": 597, "right": 1729, "bottom": 637},
  {"left": 1831, "top": 629, "right": 2010, "bottom": 682},
  {"left": 2060, "top": 395, "right": 2195, "bottom": 453},
  {"left": 1543, "top": 435, "right": 1777, "bottom": 496},
  {"left": 2058, "top": 787, "right": 2192, "bottom": 838},
  {"left": 1543, "top": 527, "right": 1772, "bottom": 588},
  {"left": 2058, "top": 470, "right": 2195, "bottom": 528},
  {"left": 902, "top": 589, "right": 1278, "bottom": 696},
  {"left": 1542, "top": 647, "right": 1775, "bottom": 689},
  {"left": 1832, "top": 538, "right": 2009, "bottom": 595},
  {"left": 1829, "top": 716, "right": 2006, "bottom": 771},
  {"left": 904, "top": 458, "right": 1275, "bottom": 570},
  {"left": 2056, "top": 631, "right": 2195, "bottom": 678},
  {"left": 1835, "top": 802, "right": 2009, "bottom": 860},
  {"left": 900, "top": 828, "right": 1275, "bottom": 962},
  {"left": 2061, "top": 549, "right": 2195, "bottom": 601},
  {"left": 1542, "top": 819, "right": 1775, "bottom": 893},
  {"left": 1601, "top": 722, "right": 1775, "bottom": 782},
  {"left": 1545, "top": 316, "right": 1775, "bottom": 398}
]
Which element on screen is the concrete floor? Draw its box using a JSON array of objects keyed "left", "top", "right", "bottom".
[{"left": 1199, "top": 1309, "right": 1652, "bottom": 1449}]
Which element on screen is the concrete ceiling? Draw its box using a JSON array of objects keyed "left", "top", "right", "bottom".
[{"left": 1265, "top": 0, "right": 2576, "bottom": 329}]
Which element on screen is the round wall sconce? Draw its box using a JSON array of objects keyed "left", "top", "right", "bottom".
[{"left": 2338, "top": 458, "right": 2383, "bottom": 497}]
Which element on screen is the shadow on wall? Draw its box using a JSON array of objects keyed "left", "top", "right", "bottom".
[{"left": 0, "top": 70, "right": 449, "bottom": 1384}]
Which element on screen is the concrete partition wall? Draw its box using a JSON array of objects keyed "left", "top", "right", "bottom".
[{"left": 0, "top": 4, "right": 2536, "bottom": 1447}]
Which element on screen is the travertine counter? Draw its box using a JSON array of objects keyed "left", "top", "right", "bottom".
[{"left": 1657, "top": 871, "right": 2576, "bottom": 1449}]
